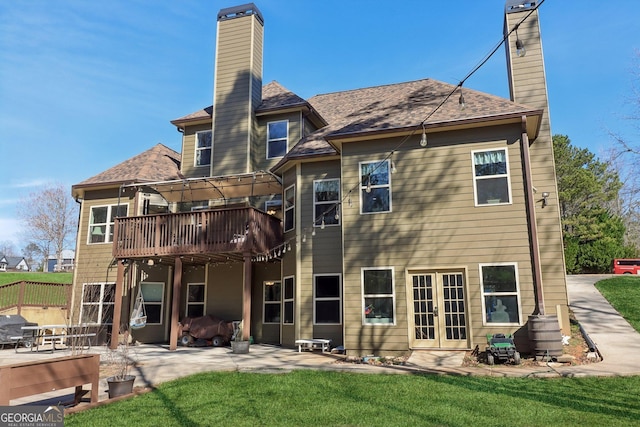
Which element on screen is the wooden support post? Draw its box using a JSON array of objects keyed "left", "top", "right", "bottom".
[
  {"left": 110, "top": 260, "right": 126, "bottom": 350},
  {"left": 242, "top": 252, "right": 252, "bottom": 341},
  {"left": 17, "top": 282, "right": 25, "bottom": 315},
  {"left": 169, "top": 256, "right": 182, "bottom": 351}
]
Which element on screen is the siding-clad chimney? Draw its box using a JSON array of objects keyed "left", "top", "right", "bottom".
[
  {"left": 211, "top": 4, "right": 264, "bottom": 176},
  {"left": 504, "top": 1, "right": 568, "bottom": 323},
  {"left": 505, "top": 1, "right": 550, "bottom": 143}
]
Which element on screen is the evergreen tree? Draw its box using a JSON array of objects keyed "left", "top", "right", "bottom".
[{"left": 553, "top": 135, "right": 637, "bottom": 273}]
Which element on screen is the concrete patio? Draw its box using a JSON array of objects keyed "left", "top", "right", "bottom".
[{"left": 3, "top": 274, "right": 640, "bottom": 408}]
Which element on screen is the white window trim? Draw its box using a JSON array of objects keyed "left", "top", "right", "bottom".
[
  {"left": 283, "top": 275, "right": 295, "bottom": 325},
  {"left": 87, "top": 204, "right": 128, "bottom": 245},
  {"left": 284, "top": 184, "right": 295, "bottom": 232},
  {"left": 194, "top": 130, "right": 212, "bottom": 167},
  {"left": 266, "top": 120, "right": 289, "bottom": 159},
  {"left": 359, "top": 159, "right": 392, "bottom": 215},
  {"left": 471, "top": 148, "right": 513, "bottom": 206},
  {"left": 263, "top": 280, "right": 281, "bottom": 324},
  {"left": 79, "top": 282, "right": 114, "bottom": 325},
  {"left": 313, "top": 178, "right": 341, "bottom": 227},
  {"left": 141, "top": 281, "right": 165, "bottom": 326},
  {"left": 185, "top": 282, "right": 206, "bottom": 318},
  {"left": 313, "top": 274, "right": 342, "bottom": 325},
  {"left": 479, "top": 262, "right": 523, "bottom": 326},
  {"left": 361, "top": 267, "right": 396, "bottom": 326}
]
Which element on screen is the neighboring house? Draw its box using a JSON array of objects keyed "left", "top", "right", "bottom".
[
  {"left": 46, "top": 250, "right": 76, "bottom": 272},
  {"left": 71, "top": 2, "right": 568, "bottom": 355},
  {"left": 0, "top": 255, "right": 30, "bottom": 272}
]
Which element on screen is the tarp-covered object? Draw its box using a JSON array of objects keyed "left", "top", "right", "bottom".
[
  {"left": 180, "top": 315, "right": 234, "bottom": 343},
  {"left": 0, "top": 314, "right": 37, "bottom": 344}
]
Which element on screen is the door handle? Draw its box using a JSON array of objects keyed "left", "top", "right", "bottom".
[{"left": 433, "top": 306, "right": 438, "bottom": 316}]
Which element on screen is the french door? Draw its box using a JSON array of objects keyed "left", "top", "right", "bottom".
[{"left": 409, "top": 271, "right": 468, "bottom": 349}]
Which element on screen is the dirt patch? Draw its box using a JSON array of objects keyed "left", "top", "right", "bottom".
[
  {"left": 464, "top": 314, "right": 600, "bottom": 368},
  {"left": 335, "top": 355, "right": 409, "bottom": 366}
]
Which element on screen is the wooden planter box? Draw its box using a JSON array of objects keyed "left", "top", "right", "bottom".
[{"left": 0, "top": 354, "right": 99, "bottom": 405}]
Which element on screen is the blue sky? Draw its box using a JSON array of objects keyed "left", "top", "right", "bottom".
[{"left": 1, "top": 0, "right": 639, "bottom": 249}]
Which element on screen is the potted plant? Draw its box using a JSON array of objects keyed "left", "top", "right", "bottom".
[
  {"left": 231, "top": 321, "right": 250, "bottom": 354},
  {"left": 105, "top": 329, "right": 136, "bottom": 398}
]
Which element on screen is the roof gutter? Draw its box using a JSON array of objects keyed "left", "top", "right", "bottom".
[{"left": 325, "top": 109, "right": 543, "bottom": 147}]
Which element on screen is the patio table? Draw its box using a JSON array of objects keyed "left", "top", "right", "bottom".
[{"left": 18, "top": 324, "right": 96, "bottom": 353}]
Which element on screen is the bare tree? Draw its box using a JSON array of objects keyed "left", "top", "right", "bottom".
[
  {"left": 22, "top": 242, "right": 43, "bottom": 272},
  {"left": 0, "top": 240, "right": 18, "bottom": 257},
  {"left": 17, "top": 183, "right": 78, "bottom": 272},
  {"left": 605, "top": 50, "right": 640, "bottom": 250}
]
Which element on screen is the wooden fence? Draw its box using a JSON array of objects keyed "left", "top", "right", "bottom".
[{"left": 0, "top": 281, "right": 72, "bottom": 314}]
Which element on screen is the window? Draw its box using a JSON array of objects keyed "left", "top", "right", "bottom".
[
  {"left": 141, "top": 282, "right": 165, "bottom": 325},
  {"left": 263, "top": 281, "right": 281, "bottom": 324},
  {"left": 141, "top": 193, "right": 169, "bottom": 215},
  {"left": 362, "top": 268, "right": 395, "bottom": 324},
  {"left": 267, "top": 121, "right": 288, "bottom": 159},
  {"left": 314, "top": 179, "right": 340, "bottom": 227},
  {"left": 195, "top": 130, "right": 212, "bottom": 167},
  {"left": 314, "top": 274, "right": 341, "bottom": 324},
  {"left": 284, "top": 185, "right": 295, "bottom": 232},
  {"left": 265, "top": 195, "right": 282, "bottom": 217},
  {"left": 283, "top": 276, "right": 294, "bottom": 324},
  {"left": 186, "top": 283, "right": 206, "bottom": 318},
  {"left": 80, "top": 283, "right": 115, "bottom": 325},
  {"left": 360, "top": 160, "right": 391, "bottom": 213},
  {"left": 480, "top": 264, "right": 521, "bottom": 325},
  {"left": 176, "top": 200, "right": 209, "bottom": 213},
  {"left": 472, "top": 149, "right": 511, "bottom": 205},
  {"left": 88, "top": 204, "right": 128, "bottom": 244}
]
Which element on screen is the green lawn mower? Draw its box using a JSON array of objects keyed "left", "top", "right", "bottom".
[{"left": 485, "top": 333, "right": 521, "bottom": 365}]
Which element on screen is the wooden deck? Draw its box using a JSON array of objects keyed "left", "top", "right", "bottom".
[{"left": 112, "top": 207, "right": 282, "bottom": 262}]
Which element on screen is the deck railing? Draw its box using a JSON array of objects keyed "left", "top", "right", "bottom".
[
  {"left": 0, "top": 281, "right": 72, "bottom": 314},
  {"left": 113, "top": 207, "right": 283, "bottom": 259}
]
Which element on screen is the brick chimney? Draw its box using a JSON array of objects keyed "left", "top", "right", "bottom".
[{"left": 211, "top": 4, "right": 264, "bottom": 176}]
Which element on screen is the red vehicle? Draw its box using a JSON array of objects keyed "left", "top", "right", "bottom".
[{"left": 612, "top": 259, "right": 640, "bottom": 275}]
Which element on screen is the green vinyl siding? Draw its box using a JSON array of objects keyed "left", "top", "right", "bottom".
[
  {"left": 337, "top": 126, "right": 544, "bottom": 354},
  {"left": 72, "top": 189, "right": 133, "bottom": 325},
  {"left": 181, "top": 123, "right": 213, "bottom": 178}
]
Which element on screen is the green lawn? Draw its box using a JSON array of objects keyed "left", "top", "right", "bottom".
[
  {"left": 64, "top": 275, "right": 640, "bottom": 426},
  {"left": 65, "top": 371, "right": 640, "bottom": 426},
  {"left": 596, "top": 275, "right": 640, "bottom": 333},
  {"left": 0, "top": 272, "right": 72, "bottom": 286}
]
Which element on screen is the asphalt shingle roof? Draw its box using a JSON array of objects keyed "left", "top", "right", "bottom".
[
  {"left": 274, "top": 78, "right": 538, "bottom": 168},
  {"left": 258, "top": 81, "right": 309, "bottom": 112},
  {"left": 81, "top": 78, "right": 539, "bottom": 186},
  {"left": 73, "top": 143, "right": 181, "bottom": 189},
  {"left": 171, "top": 81, "right": 308, "bottom": 124}
]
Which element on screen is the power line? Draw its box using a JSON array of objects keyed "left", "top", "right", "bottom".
[{"left": 260, "top": 0, "right": 547, "bottom": 258}]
